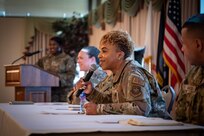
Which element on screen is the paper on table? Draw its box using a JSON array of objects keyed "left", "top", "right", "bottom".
[
  {"left": 9, "top": 101, "right": 34, "bottom": 105},
  {"left": 40, "top": 105, "right": 80, "bottom": 115},
  {"left": 120, "top": 117, "right": 183, "bottom": 126},
  {"left": 40, "top": 109, "right": 79, "bottom": 115},
  {"left": 96, "top": 115, "right": 146, "bottom": 124}
]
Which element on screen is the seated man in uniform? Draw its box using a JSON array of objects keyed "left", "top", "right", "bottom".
[{"left": 175, "top": 14, "right": 204, "bottom": 126}]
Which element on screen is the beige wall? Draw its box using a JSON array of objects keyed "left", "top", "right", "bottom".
[{"left": 0, "top": 18, "right": 26, "bottom": 103}]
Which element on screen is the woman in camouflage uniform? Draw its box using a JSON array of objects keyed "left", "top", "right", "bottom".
[
  {"left": 175, "top": 14, "right": 204, "bottom": 125},
  {"left": 83, "top": 30, "right": 170, "bottom": 119},
  {"left": 67, "top": 46, "right": 107, "bottom": 104},
  {"left": 36, "top": 36, "right": 76, "bottom": 102}
]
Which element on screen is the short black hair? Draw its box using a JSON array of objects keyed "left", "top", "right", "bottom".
[
  {"left": 81, "top": 46, "right": 100, "bottom": 64},
  {"left": 183, "top": 14, "right": 204, "bottom": 26},
  {"left": 50, "top": 36, "right": 64, "bottom": 47},
  {"left": 182, "top": 14, "right": 204, "bottom": 33}
]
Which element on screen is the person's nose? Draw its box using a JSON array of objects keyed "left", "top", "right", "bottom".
[
  {"left": 77, "top": 58, "right": 80, "bottom": 63},
  {"left": 98, "top": 53, "right": 102, "bottom": 59}
]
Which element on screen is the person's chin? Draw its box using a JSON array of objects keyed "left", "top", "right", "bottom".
[
  {"left": 51, "top": 50, "right": 58, "bottom": 54},
  {"left": 100, "top": 63, "right": 106, "bottom": 70}
]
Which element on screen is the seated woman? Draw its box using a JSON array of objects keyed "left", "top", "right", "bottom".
[
  {"left": 67, "top": 46, "right": 107, "bottom": 104},
  {"left": 82, "top": 30, "right": 170, "bottom": 119}
]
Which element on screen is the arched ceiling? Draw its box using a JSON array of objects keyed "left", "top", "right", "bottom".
[{"left": 0, "top": 0, "right": 89, "bottom": 18}]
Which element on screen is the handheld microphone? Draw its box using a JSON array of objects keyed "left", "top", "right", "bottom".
[
  {"left": 24, "top": 50, "right": 42, "bottom": 57},
  {"left": 76, "top": 64, "right": 99, "bottom": 97}
]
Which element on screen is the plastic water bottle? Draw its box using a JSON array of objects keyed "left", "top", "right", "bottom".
[{"left": 79, "top": 92, "right": 86, "bottom": 113}]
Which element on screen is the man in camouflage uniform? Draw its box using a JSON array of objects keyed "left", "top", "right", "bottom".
[
  {"left": 175, "top": 14, "right": 204, "bottom": 125},
  {"left": 36, "top": 36, "right": 76, "bottom": 102},
  {"left": 83, "top": 30, "right": 170, "bottom": 119},
  {"left": 67, "top": 46, "right": 107, "bottom": 104}
]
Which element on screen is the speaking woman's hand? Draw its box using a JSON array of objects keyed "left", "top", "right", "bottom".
[
  {"left": 82, "top": 81, "right": 93, "bottom": 95},
  {"left": 84, "top": 102, "right": 97, "bottom": 115}
]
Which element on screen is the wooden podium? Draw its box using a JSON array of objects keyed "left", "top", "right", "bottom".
[{"left": 5, "top": 64, "right": 59, "bottom": 102}]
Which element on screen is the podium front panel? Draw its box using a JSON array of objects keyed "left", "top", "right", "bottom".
[{"left": 5, "top": 65, "right": 21, "bottom": 86}]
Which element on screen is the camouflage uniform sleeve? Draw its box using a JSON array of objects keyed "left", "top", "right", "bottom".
[
  {"left": 141, "top": 68, "right": 169, "bottom": 118},
  {"left": 175, "top": 66, "right": 204, "bottom": 124},
  {"left": 67, "top": 88, "right": 80, "bottom": 104},
  {"left": 175, "top": 83, "right": 186, "bottom": 121},
  {"left": 35, "top": 57, "right": 44, "bottom": 68},
  {"left": 86, "top": 87, "right": 112, "bottom": 104},
  {"left": 96, "top": 72, "right": 151, "bottom": 115},
  {"left": 67, "top": 88, "right": 75, "bottom": 104},
  {"left": 59, "top": 56, "right": 76, "bottom": 87},
  {"left": 86, "top": 75, "right": 113, "bottom": 105}
]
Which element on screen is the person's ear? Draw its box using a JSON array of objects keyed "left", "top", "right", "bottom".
[
  {"left": 91, "top": 56, "right": 96, "bottom": 63},
  {"left": 117, "top": 51, "right": 125, "bottom": 60},
  {"left": 195, "top": 39, "right": 203, "bottom": 52}
]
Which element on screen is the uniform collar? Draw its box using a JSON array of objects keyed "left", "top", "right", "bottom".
[{"left": 112, "top": 58, "right": 132, "bottom": 83}]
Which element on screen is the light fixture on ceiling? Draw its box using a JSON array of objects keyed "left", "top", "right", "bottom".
[
  {"left": 73, "top": 11, "right": 81, "bottom": 18},
  {"left": 26, "top": 12, "right": 31, "bottom": 17},
  {"left": 0, "top": 11, "right": 6, "bottom": 16},
  {"left": 63, "top": 13, "right": 67, "bottom": 18}
]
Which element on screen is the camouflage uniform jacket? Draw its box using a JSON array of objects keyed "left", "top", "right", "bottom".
[
  {"left": 87, "top": 59, "right": 170, "bottom": 119},
  {"left": 175, "top": 66, "right": 204, "bottom": 125},
  {"left": 84, "top": 74, "right": 113, "bottom": 101},
  {"left": 67, "top": 66, "right": 107, "bottom": 104},
  {"left": 36, "top": 52, "right": 76, "bottom": 88}
]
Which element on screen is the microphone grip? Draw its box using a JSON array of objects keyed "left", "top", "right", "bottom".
[
  {"left": 83, "top": 71, "right": 94, "bottom": 81},
  {"left": 75, "top": 71, "right": 94, "bottom": 97},
  {"left": 76, "top": 88, "right": 84, "bottom": 97}
]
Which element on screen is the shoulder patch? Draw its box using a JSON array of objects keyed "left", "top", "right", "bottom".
[
  {"left": 132, "top": 76, "right": 145, "bottom": 87},
  {"left": 130, "top": 87, "right": 142, "bottom": 97}
]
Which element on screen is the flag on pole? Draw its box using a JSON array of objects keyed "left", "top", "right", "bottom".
[
  {"left": 156, "top": 3, "right": 169, "bottom": 88},
  {"left": 163, "top": 0, "right": 185, "bottom": 88}
]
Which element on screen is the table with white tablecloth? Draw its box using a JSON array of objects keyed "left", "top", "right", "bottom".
[{"left": 0, "top": 103, "right": 203, "bottom": 136}]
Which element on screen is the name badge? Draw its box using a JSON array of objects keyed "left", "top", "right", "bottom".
[{"left": 183, "top": 84, "right": 196, "bottom": 93}]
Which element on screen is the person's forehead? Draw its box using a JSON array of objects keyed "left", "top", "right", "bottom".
[
  {"left": 49, "top": 40, "right": 55, "bottom": 43},
  {"left": 49, "top": 40, "right": 58, "bottom": 45},
  {"left": 78, "top": 50, "right": 89, "bottom": 57},
  {"left": 99, "top": 42, "right": 114, "bottom": 49},
  {"left": 181, "top": 27, "right": 187, "bottom": 34},
  {"left": 182, "top": 27, "right": 195, "bottom": 38}
]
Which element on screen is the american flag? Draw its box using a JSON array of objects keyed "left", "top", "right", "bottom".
[{"left": 163, "top": 0, "right": 185, "bottom": 88}]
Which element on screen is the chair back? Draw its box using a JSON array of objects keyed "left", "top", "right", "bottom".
[
  {"left": 161, "top": 85, "right": 176, "bottom": 114},
  {"left": 134, "top": 47, "right": 145, "bottom": 65}
]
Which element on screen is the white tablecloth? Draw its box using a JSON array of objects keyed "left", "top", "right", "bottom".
[{"left": 0, "top": 103, "right": 203, "bottom": 136}]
